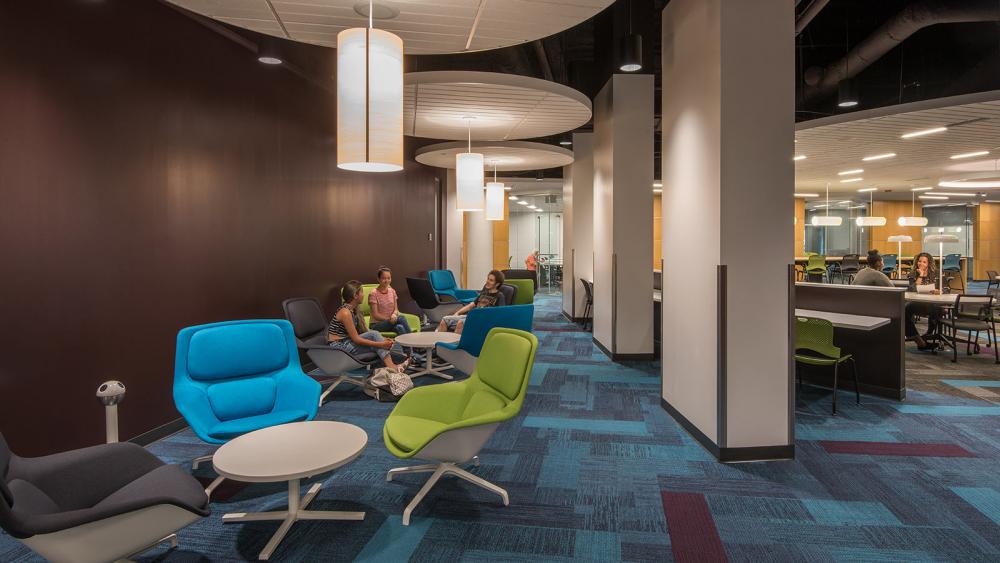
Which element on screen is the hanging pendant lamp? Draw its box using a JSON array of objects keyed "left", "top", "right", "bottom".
[
  {"left": 856, "top": 189, "right": 886, "bottom": 226},
  {"left": 811, "top": 183, "right": 842, "bottom": 226},
  {"left": 897, "top": 190, "right": 928, "bottom": 226},
  {"left": 485, "top": 161, "right": 505, "bottom": 221},
  {"left": 337, "top": 0, "right": 404, "bottom": 172},
  {"left": 456, "top": 118, "right": 485, "bottom": 211}
]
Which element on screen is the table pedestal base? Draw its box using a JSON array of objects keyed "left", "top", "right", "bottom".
[
  {"left": 405, "top": 346, "right": 453, "bottom": 380},
  {"left": 222, "top": 479, "right": 364, "bottom": 560}
]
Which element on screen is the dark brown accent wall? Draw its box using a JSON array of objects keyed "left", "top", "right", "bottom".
[{"left": 0, "top": 1, "right": 443, "bottom": 455}]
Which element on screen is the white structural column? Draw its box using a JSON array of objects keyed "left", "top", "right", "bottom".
[
  {"left": 561, "top": 164, "right": 574, "bottom": 316},
  {"left": 565, "top": 132, "right": 594, "bottom": 320},
  {"left": 445, "top": 169, "right": 463, "bottom": 275},
  {"left": 661, "top": 0, "right": 793, "bottom": 459},
  {"left": 592, "top": 76, "right": 654, "bottom": 358},
  {"left": 466, "top": 210, "right": 493, "bottom": 289}
]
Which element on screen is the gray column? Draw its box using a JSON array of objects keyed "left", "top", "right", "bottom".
[
  {"left": 561, "top": 164, "right": 575, "bottom": 317},
  {"left": 660, "top": 0, "right": 794, "bottom": 459},
  {"left": 592, "top": 75, "right": 654, "bottom": 359}
]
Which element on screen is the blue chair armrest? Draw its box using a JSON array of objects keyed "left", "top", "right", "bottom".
[
  {"left": 455, "top": 289, "right": 479, "bottom": 301},
  {"left": 173, "top": 385, "right": 224, "bottom": 445},
  {"left": 273, "top": 369, "right": 321, "bottom": 419},
  {"left": 436, "top": 341, "right": 460, "bottom": 352}
]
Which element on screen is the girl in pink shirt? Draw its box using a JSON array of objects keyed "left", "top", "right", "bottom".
[{"left": 367, "top": 266, "right": 412, "bottom": 334}]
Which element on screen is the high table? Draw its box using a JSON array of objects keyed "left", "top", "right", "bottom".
[
  {"left": 214, "top": 421, "right": 368, "bottom": 560},
  {"left": 795, "top": 309, "right": 890, "bottom": 331},
  {"left": 905, "top": 292, "right": 957, "bottom": 352},
  {"left": 395, "top": 331, "right": 460, "bottom": 380}
]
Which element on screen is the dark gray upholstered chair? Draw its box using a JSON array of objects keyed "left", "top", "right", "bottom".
[
  {"left": 406, "top": 277, "right": 464, "bottom": 323},
  {"left": 502, "top": 269, "right": 538, "bottom": 294},
  {"left": 498, "top": 283, "right": 517, "bottom": 306},
  {"left": 282, "top": 297, "right": 376, "bottom": 405},
  {"left": 0, "top": 433, "right": 209, "bottom": 563}
]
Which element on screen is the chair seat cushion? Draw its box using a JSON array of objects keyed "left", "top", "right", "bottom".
[
  {"left": 795, "top": 353, "right": 849, "bottom": 366},
  {"left": 208, "top": 410, "right": 310, "bottom": 441},
  {"left": 947, "top": 319, "right": 991, "bottom": 331},
  {"left": 96, "top": 464, "right": 209, "bottom": 515},
  {"left": 384, "top": 415, "right": 448, "bottom": 452}
]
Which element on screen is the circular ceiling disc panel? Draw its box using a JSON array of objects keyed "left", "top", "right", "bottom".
[
  {"left": 164, "top": 0, "right": 616, "bottom": 55},
  {"left": 415, "top": 141, "right": 574, "bottom": 171},
  {"left": 405, "top": 71, "right": 592, "bottom": 141}
]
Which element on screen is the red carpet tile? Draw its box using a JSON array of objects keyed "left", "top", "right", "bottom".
[
  {"left": 819, "top": 440, "right": 974, "bottom": 457},
  {"left": 661, "top": 491, "right": 729, "bottom": 563}
]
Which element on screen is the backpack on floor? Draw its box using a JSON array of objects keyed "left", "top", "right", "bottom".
[{"left": 364, "top": 367, "right": 413, "bottom": 402}]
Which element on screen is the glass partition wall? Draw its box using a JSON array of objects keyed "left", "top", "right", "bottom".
[
  {"left": 922, "top": 204, "right": 974, "bottom": 278},
  {"left": 804, "top": 208, "right": 870, "bottom": 256}
]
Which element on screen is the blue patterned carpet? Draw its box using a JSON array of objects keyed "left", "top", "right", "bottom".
[{"left": 3, "top": 293, "right": 1000, "bottom": 562}]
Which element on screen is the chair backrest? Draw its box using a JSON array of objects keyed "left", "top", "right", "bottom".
[
  {"left": 359, "top": 284, "right": 379, "bottom": 318},
  {"left": 794, "top": 316, "right": 840, "bottom": 359},
  {"left": 841, "top": 254, "right": 860, "bottom": 271},
  {"left": 282, "top": 297, "right": 328, "bottom": 346},
  {"left": 504, "top": 279, "right": 534, "bottom": 304},
  {"left": 498, "top": 283, "right": 516, "bottom": 305},
  {"left": 428, "top": 270, "right": 458, "bottom": 292},
  {"left": 174, "top": 320, "right": 301, "bottom": 424},
  {"left": 0, "top": 433, "right": 12, "bottom": 509},
  {"left": 942, "top": 254, "right": 962, "bottom": 271},
  {"left": 502, "top": 269, "right": 538, "bottom": 293},
  {"left": 806, "top": 255, "right": 827, "bottom": 271},
  {"left": 580, "top": 278, "right": 594, "bottom": 301},
  {"left": 955, "top": 294, "right": 993, "bottom": 320},
  {"left": 471, "top": 328, "right": 538, "bottom": 412},
  {"left": 406, "top": 277, "right": 442, "bottom": 309},
  {"left": 987, "top": 270, "right": 999, "bottom": 282},
  {"left": 882, "top": 254, "right": 898, "bottom": 271},
  {"left": 457, "top": 304, "right": 534, "bottom": 357}
]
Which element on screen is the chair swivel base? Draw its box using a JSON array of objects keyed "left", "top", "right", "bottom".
[
  {"left": 222, "top": 478, "right": 364, "bottom": 560},
  {"left": 319, "top": 375, "right": 366, "bottom": 405},
  {"left": 387, "top": 458, "right": 507, "bottom": 526}
]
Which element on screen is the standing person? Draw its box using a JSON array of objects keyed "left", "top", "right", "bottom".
[
  {"left": 367, "top": 266, "right": 412, "bottom": 335},
  {"left": 525, "top": 250, "right": 539, "bottom": 271},
  {"left": 436, "top": 270, "right": 507, "bottom": 334},
  {"left": 852, "top": 250, "right": 894, "bottom": 287},
  {"left": 328, "top": 280, "right": 409, "bottom": 371},
  {"left": 906, "top": 252, "right": 942, "bottom": 350}
]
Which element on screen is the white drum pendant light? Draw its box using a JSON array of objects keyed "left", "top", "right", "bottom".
[
  {"left": 485, "top": 161, "right": 505, "bottom": 221},
  {"left": 897, "top": 190, "right": 928, "bottom": 227},
  {"left": 337, "top": 0, "right": 404, "bottom": 172},
  {"left": 456, "top": 118, "right": 485, "bottom": 211},
  {"left": 856, "top": 189, "right": 886, "bottom": 226},
  {"left": 811, "top": 183, "right": 843, "bottom": 226}
]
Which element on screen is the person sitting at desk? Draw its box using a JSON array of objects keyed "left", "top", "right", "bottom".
[
  {"left": 906, "top": 252, "right": 942, "bottom": 351},
  {"left": 436, "top": 270, "right": 506, "bottom": 334},
  {"left": 851, "top": 250, "right": 894, "bottom": 287}
]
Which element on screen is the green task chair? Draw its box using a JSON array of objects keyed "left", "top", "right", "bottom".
[
  {"left": 504, "top": 278, "right": 535, "bottom": 304},
  {"left": 360, "top": 284, "right": 422, "bottom": 337},
  {"left": 794, "top": 316, "right": 860, "bottom": 415},
  {"left": 805, "top": 254, "right": 828, "bottom": 283},
  {"left": 383, "top": 327, "right": 538, "bottom": 525}
]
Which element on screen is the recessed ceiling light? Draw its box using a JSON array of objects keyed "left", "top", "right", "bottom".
[
  {"left": 559, "top": 140, "right": 572, "bottom": 146},
  {"left": 794, "top": 193, "right": 819, "bottom": 197},
  {"left": 652, "top": 188, "right": 663, "bottom": 194},
  {"left": 950, "top": 150, "right": 990, "bottom": 160},
  {"left": 838, "top": 169, "right": 864, "bottom": 176},
  {"left": 857, "top": 187, "right": 877, "bottom": 192},
  {"left": 926, "top": 192, "right": 978, "bottom": 197},
  {"left": 910, "top": 186, "right": 933, "bottom": 191},
  {"left": 653, "top": 181, "right": 663, "bottom": 188},
  {"left": 862, "top": 152, "right": 896, "bottom": 161},
  {"left": 837, "top": 200, "right": 852, "bottom": 204},
  {"left": 901, "top": 126, "right": 947, "bottom": 139},
  {"left": 509, "top": 196, "right": 518, "bottom": 200},
  {"left": 840, "top": 177, "right": 863, "bottom": 183},
  {"left": 793, "top": 155, "right": 807, "bottom": 161},
  {"left": 919, "top": 195, "right": 948, "bottom": 200}
]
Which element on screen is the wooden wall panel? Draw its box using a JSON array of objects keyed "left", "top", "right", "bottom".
[
  {"left": 974, "top": 202, "right": 1000, "bottom": 279},
  {"left": 794, "top": 198, "right": 805, "bottom": 257},
  {"left": 869, "top": 201, "right": 923, "bottom": 257},
  {"left": 493, "top": 198, "right": 510, "bottom": 270},
  {"left": 0, "top": 1, "right": 443, "bottom": 454}
]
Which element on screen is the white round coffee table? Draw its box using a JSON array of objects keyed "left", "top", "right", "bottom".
[
  {"left": 394, "top": 331, "right": 461, "bottom": 380},
  {"left": 213, "top": 421, "right": 368, "bottom": 560}
]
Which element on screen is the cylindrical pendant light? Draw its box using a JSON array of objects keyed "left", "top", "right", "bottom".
[
  {"left": 336, "top": 1, "right": 403, "bottom": 172},
  {"left": 456, "top": 118, "right": 484, "bottom": 211},
  {"left": 485, "top": 162, "right": 504, "bottom": 221},
  {"left": 897, "top": 190, "right": 928, "bottom": 226},
  {"left": 856, "top": 189, "right": 886, "bottom": 226},
  {"left": 619, "top": 0, "right": 642, "bottom": 72},
  {"left": 811, "top": 183, "right": 843, "bottom": 226}
]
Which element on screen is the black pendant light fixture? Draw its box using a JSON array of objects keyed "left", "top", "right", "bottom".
[
  {"left": 619, "top": 0, "right": 642, "bottom": 72},
  {"left": 837, "top": 7, "right": 858, "bottom": 109},
  {"left": 256, "top": 37, "right": 283, "bottom": 65}
]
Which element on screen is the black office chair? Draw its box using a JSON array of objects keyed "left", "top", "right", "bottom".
[
  {"left": 406, "top": 277, "right": 464, "bottom": 324},
  {"left": 941, "top": 294, "right": 998, "bottom": 364},
  {"left": 840, "top": 254, "right": 860, "bottom": 284},
  {"left": 502, "top": 269, "right": 538, "bottom": 294},
  {"left": 986, "top": 270, "right": 998, "bottom": 292},
  {"left": 0, "top": 433, "right": 209, "bottom": 563},
  {"left": 498, "top": 283, "right": 517, "bottom": 306},
  {"left": 282, "top": 297, "right": 376, "bottom": 404},
  {"left": 580, "top": 278, "right": 594, "bottom": 331}
]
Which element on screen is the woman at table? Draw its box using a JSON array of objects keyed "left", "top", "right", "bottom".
[
  {"left": 329, "top": 280, "right": 410, "bottom": 371},
  {"left": 906, "top": 252, "right": 941, "bottom": 350},
  {"left": 367, "top": 266, "right": 412, "bottom": 335},
  {"left": 436, "top": 270, "right": 507, "bottom": 334},
  {"left": 851, "top": 250, "right": 894, "bottom": 287}
]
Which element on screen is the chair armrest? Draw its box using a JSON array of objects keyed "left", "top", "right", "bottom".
[
  {"left": 302, "top": 344, "right": 373, "bottom": 374},
  {"left": 402, "top": 313, "right": 422, "bottom": 332},
  {"left": 436, "top": 341, "right": 460, "bottom": 351},
  {"left": 274, "top": 369, "right": 321, "bottom": 417},
  {"left": 455, "top": 289, "right": 479, "bottom": 301},
  {"left": 174, "top": 384, "right": 223, "bottom": 445}
]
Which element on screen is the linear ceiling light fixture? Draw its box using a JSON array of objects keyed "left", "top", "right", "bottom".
[
  {"left": 840, "top": 177, "right": 863, "bottom": 183},
  {"left": 919, "top": 195, "right": 948, "bottom": 200},
  {"left": 811, "top": 183, "right": 843, "bottom": 226},
  {"left": 901, "top": 126, "right": 947, "bottom": 139},
  {"left": 337, "top": 0, "right": 404, "bottom": 172},
  {"left": 793, "top": 155, "right": 807, "bottom": 161},
  {"left": 950, "top": 150, "right": 990, "bottom": 160},
  {"left": 862, "top": 153, "right": 896, "bottom": 161},
  {"left": 485, "top": 161, "right": 505, "bottom": 221},
  {"left": 939, "top": 160, "right": 1000, "bottom": 188},
  {"left": 455, "top": 117, "right": 485, "bottom": 211},
  {"left": 838, "top": 169, "right": 864, "bottom": 176},
  {"left": 794, "top": 193, "right": 819, "bottom": 198},
  {"left": 927, "top": 192, "right": 978, "bottom": 197}
]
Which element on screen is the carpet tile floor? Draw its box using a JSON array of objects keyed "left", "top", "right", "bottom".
[{"left": 2, "top": 292, "right": 1000, "bottom": 562}]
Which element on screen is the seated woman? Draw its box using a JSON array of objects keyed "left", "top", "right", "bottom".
[
  {"left": 906, "top": 252, "right": 942, "bottom": 350},
  {"left": 328, "top": 280, "right": 409, "bottom": 371},
  {"left": 851, "top": 250, "right": 894, "bottom": 287},
  {"left": 367, "top": 266, "right": 411, "bottom": 335},
  {"left": 436, "top": 269, "right": 506, "bottom": 334}
]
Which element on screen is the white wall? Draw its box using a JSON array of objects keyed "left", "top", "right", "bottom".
[
  {"left": 569, "top": 133, "right": 595, "bottom": 318},
  {"left": 593, "top": 74, "right": 654, "bottom": 356},
  {"left": 444, "top": 168, "right": 463, "bottom": 277},
  {"left": 661, "top": 0, "right": 793, "bottom": 451},
  {"left": 562, "top": 164, "right": 575, "bottom": 315},
  {"left": 466, "top": 210, "right": 494, "bottom": 289}
]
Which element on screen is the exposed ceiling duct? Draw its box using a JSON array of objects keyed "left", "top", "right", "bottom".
[
  {"left": 804, "top": 0, "right": 1000, "bottom": 101},
  {"left": 795, "top": 0, "right": 831, "bottom": 36}
]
